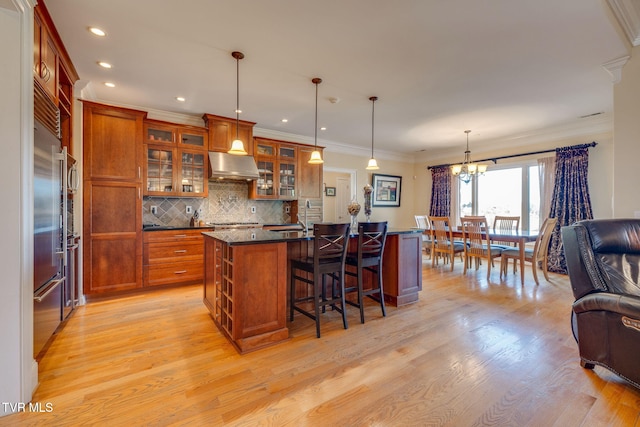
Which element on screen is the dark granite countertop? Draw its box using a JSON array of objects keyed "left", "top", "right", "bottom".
[
  {"left": 143, "top": 225, "right": 214, "bottom": 231},
  {"left": 202, "top": 227, "right": 421, "bottom": 245}
]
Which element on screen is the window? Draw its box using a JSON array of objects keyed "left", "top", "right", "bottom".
[{"left": 458, "top": 163, "right": 541, "bottom": 231}]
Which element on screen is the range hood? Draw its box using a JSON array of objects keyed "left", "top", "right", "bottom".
[{"left": 208, "top": 151, "right": 260, "bottom": 180}]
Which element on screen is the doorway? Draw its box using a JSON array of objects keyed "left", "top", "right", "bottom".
[{"left": 323, "top": 167, "right": 357, "bottom": 223}]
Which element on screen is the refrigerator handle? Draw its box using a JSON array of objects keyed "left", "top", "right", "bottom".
[{"left": 34, "top": 278, "right": 64, "bottom": 303}]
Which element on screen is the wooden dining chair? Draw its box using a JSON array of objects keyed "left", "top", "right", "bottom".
[
  {"left": 493, "top": 215, "right": 521, "bottom": 272},
  {"left": 428, "top": 216, "right": 465, "bottom": 271},
  {"left": 500, "top": 217, "right": 558, "bottom": 285},
  {"left": 414, "top": 215, "right": 432, "bottom": 256},
  {"left": 461, "top": 216, "right": 504, "bottom": 280}
]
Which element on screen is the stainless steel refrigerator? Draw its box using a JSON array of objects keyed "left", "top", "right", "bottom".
[{"left": 33, "top": 118, "right": 66, "bottom": 357}]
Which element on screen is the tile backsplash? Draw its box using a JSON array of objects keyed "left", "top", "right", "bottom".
[{"left": 143, "top": 181, "right": 291, "bottom": 227}]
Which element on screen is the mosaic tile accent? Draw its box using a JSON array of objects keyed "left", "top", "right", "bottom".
[{"left": 142, "top": 181, "right": 292, "bottom": 227}]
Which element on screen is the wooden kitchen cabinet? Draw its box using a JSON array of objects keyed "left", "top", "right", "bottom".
[
  {"left": 144, "top": 120, "right": 208, "bottom": 197},
  {"left": 297, "top": 145, "right": 324, "bottom": 199},
  {"left": 143, "top": 228, "right": 212, "bottom": 287},
  {"left": 203, "top": 236, "right": 289, "bottom": 353},
  {"left": 203, "top": 114, "right": 255, "bottom": 155},
  {"left": 34, "top": 1, "right": 79, "bottom": 156},
  {"left": 249, "top": 137, "right": 298, "bottom": 200},
  {"left": 83, "top": 102, "right": 146, "bottom": 295},
  {"left": 34, "top": 9, "right": 58, "bottom": 102}
]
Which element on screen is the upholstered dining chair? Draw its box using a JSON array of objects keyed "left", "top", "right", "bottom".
[
  {"left": 461, "top": 216, "right": 504, "bottom": 280},
  {"left": 290, "top": 223, "right": 351, "bottom": 338},
  {"left": 344, "top": 221, "right": 388, "bottom": 323},
  {"left": 428, "top": 216, "right": 465, "bottom": 271},
  {"left": 500, "top": 217, "right": 558, "bottom": 285}
]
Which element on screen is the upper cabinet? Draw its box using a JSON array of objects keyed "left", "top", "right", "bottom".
[
  {"left": 203, "top": 114, "right": 255, "bottom": 156},
  {"left": 34, "top": 2, "right": 79, "bottom": 156},
  {"left": 297, "top": 145, "right": 324, "bottom": 200},
  {"left": 249, "top": 138, "right": 304, "bottom": 200},
  {"left": 34, "top": 11, "right": 58, "bottom": 101},
  {"left": 144, "top": 120, "right": 208, "bottom": 198}
]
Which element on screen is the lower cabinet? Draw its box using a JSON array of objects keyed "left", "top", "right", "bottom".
[
  {"left": 143, "top": 228, "right": 212, "bottom": 287},
  {"left": 203, "top": 237, "right": 289, "bottom": 353}
]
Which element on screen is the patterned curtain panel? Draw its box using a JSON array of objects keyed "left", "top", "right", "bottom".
[
  {"left": 429, "top": 166, "right": 451, "bottom": 217},
  {"left": 547, "top": 145, "right": 594, "bottom": 274}
]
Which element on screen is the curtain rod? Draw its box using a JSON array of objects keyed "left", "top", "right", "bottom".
[{"left": 426, "top": 141, "right": 598, "bottom": 170}]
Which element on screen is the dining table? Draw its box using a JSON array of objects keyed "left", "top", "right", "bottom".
[{"left": 450, "top": 228, "right": 539, "bottom": 282}]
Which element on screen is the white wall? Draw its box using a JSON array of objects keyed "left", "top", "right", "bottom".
[
  {"left": 323, "top": 151, "right": 418, "bottom": 228},
  {"left": 613, "top": 45, "right": 640, "bottom": 218},
  {"left": 0, "top": 0, "right": 35, "bottom": 416}
]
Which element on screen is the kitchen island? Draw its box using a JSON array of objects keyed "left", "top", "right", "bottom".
[{"left": 202, "top": 227, "right": 422, "bottom": 353}]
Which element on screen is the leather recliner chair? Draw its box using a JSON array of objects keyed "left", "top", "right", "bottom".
[{"left": 562, "top": 219, "right": 640, "bottom": 389}]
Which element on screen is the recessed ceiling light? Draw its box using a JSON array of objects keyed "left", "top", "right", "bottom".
[
  {"left": 104, "top": 82, "right": 115, "bottom": 88},
  {"left": 176, "top": 97, "right": 186, "bottom": 102},
  {"left": 281, "top": 119, "right": 288, "bottom": 123},
  {"left": 98, "top": 61, "right": 112, "bottom": 69},
  {"left": 89, "top": 27, "right": 106, "bottom": 37},
  {"left": 320, "top": 127, "right": 327, "bottom": 131}
]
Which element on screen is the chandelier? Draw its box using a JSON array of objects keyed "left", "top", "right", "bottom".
[{"left": 451, "top": 130, "right": 487, "bottom": 183}]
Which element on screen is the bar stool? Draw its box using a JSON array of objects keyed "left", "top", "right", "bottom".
[
  {"left": 290, "top": 223, "right": 351, "bottom": 338},
  {"left": 344, "top": 221, "right": 388, "bottom": 324}
]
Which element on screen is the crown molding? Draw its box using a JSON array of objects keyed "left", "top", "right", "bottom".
[
  {"left": 602, "top": 56, "right": 630, "bottom": 83},
  {"left": 608, "top": 0, "right": 640, "bottom": 46}
]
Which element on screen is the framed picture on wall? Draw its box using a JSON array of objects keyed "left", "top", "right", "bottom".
[
  {"left": 325, "top": 187, "right": 336, "bottom": 196},
  {"left": 372, "top": 174, "right": 402, "bottom": 207}
]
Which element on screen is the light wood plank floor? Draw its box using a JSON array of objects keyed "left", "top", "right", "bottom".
[{"left": 3, "top": 255, "right": 640, "bottom": 426}]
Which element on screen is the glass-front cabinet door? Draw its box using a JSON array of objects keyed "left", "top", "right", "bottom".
[
  {"left": 147, "top": 147, "right": 173, "bottom": 194},
  {"left": 179, "top": 150, "right": 207, "bottom": 196},
  {"left": 256, "top": 159, "right": 275, "bottom": 198},
  {"left": 144, "top": 120, "right": 208, "bottom": 197},
  {"left": 179, "top": 130, "right": 205, "bottom": 149},
  {"left": 279, "top": 161, "right": 296, "bottom": 199}
]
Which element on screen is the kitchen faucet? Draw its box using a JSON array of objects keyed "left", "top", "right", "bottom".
[{"left": 297, "top": 199, "right": 311, "bottom": 235}]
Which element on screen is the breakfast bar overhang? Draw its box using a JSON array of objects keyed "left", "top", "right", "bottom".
[{"left": 202, "top": 228, "right": 422, "bottom": 353}]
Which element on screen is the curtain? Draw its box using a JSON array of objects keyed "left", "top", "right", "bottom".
[
  {"left": 547, "top": 145, "right": 593, "bottom": 274},
  {"left": 429, "top": 166, "right": 451, "bottom": 217},
  {"left": 537, "top": 156, "right": 556, "bottom": 224}
]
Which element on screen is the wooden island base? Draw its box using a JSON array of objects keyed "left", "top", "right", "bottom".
[{"left": 203, "top": 229, "right": 422, "bottom": 353}]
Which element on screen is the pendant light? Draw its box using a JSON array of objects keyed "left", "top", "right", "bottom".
[
  {"left": 366, "top": 96, "right": 379, "bottom": 170},
  {"left": 228, "top": 51, "right": 248, "bottom": 155},
  {"left": 308, "top": 77, "right": 324, "bottom": 164}
]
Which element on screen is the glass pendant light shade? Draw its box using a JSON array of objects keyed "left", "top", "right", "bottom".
[
  {"left": 308, "top": 78, "right": 324, "bottom": 164},
  {"left": 366, "top": 158, "right": 379, "bottom": 170},
  {"left": 308, "top": 150, "right": 324, "bottom": 164},
  {"left": 228, "top": 139, "right": 248, "bottom": 155},
  {"left": 228, "top": 51, "right": 248, "bottom": 156},
  {"left": 366, "top": 96, "right": 379, "bottom": 170}
]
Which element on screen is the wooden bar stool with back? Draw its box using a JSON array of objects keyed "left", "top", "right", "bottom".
[
  {"left": 290, "top": 223, "right": 351, "bottom": 338},
  {"left": 343, "top": 221, "right": 388, "bottom": 324}
]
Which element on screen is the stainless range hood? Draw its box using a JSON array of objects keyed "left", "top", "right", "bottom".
[{"left": 208, "top": 151, "right": 260, "bottom": 180}]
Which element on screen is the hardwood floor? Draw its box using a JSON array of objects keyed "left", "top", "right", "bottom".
[{"left": 3, "top": 255, "right": 640, "bottom": 426}]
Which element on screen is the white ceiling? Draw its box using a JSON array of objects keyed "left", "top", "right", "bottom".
[{"left": 46, "top": 0, "right": 635, "bottom": 161}]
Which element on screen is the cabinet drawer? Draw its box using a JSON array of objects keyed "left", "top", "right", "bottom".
[
  {"left": 145, "top": 241, "right": 204, "bottom": 264},
  {"left": 144, "top": 260, "right": 203, "bottom": 287},
  {"left": 143, "top": 228, "right": 212, "bottom": 243}
]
